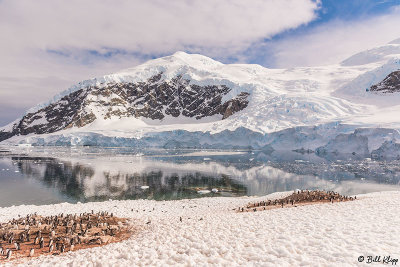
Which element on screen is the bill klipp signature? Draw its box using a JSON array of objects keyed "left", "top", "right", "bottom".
[{"left": 358, "top": 255, "right": 398, "bottom": 265}]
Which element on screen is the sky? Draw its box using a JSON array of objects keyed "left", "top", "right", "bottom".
[{"left": 0, "top": 0, "right": 400, "bottom": 126}]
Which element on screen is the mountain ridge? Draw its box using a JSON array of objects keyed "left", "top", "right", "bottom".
[{"left": 1, "top": 40, "right": 400, "bottom": 156}]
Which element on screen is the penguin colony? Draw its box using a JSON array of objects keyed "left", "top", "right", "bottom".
[
  {"left": 238, "top": 190, "right": 357, "bottom": 212},
  {"left": 0, "top": 211, "right": 131, "bottom": 261}
]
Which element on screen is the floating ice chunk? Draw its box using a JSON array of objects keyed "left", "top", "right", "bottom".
[
  {"left": 140, "top": 186, "right": 150, "bottom": 190},
  {"left": 211, "top": 188, "right": 218, "bottom": 193},
  {"left": 197, "top": 190, "right": 211, "bottom": 194}
]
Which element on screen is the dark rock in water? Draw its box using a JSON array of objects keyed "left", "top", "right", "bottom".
[
  {"left": 260, "top": 144, "right": 274, "bottom": 154},
  {"left": 0, "top": 73, "right": 250, "bottom": 142},
  {"left": 292, "top": 148, "right": 314, "bottom": 154},
  {"left": 370, "top": 70, "right": 400, "bottom": 93}
]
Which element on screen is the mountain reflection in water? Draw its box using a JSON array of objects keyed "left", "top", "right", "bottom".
[
  {"left": 0, "top": 148, "right": 399, "bottom": 207},
  {"left": 11, "top": 156, "right": 246, "bottom": 202}
]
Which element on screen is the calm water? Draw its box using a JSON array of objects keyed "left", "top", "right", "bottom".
[{"left": 0, "top": 147, "right": 399, "bottom": 207}]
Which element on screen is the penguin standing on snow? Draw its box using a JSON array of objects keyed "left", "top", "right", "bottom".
[{"left": 6, "top": 249, "right": 12, "bottom": 259}]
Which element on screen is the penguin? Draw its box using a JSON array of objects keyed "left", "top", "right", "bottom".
[
  {"left": 14, "top": 242, "right": 20, "bottom": 250},
  {"left": 29, "top": 248, "right": 34, "bottom": 257},
  {"left": 0, "top": 246, "right": 3, "bottom": 255},
  {"left": 6, "top": 249, "right": 12, "bottom": 259},
  {"left": 49, "top": 239, "right": 53, "bottom": 248},
  {"left": 34, "top": 236, "right": 39, "bottom": 245},
  {"left": 70, "top": 244, "right": 74, "bottom": 251},
  {"left": 49, "top": 244, "right": 54, "bottom": 253},
  {"left": 180, "top": 217, "right": 182, "bottom": 222},
  {"left": 19, "top": 233, "right": 25, "bottom": 242},
  {"left": 60, "top": 244, "right": 65, "bottom": 253}
]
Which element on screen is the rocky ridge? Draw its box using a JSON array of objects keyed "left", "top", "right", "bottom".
[
  {"left": 0, "top": 73, "right": 249, "bottom": 142},
  {"left": 370, "top": 70, "right": 400, "bottom": 93}
]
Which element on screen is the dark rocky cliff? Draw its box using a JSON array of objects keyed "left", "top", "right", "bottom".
[
  {"left": 0, "top": 73, "right": 250, "bottom": 142},
  {"left": 370, "top": 70, "right": 400, "bottom": 93}
]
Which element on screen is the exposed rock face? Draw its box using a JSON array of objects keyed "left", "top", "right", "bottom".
[
  {"left": 221, "top": 92, "right": 250, "bottom": 119},
  {"left": 0, "top": 73, "right": 250, "bottom": 142},
  {"left": 370, "top": 70, "right": 400, "bottom": 93}
]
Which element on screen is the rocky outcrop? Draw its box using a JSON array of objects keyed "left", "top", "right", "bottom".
[
  {"left": 221, "top": 92, "right": 250, "bottom": 119},
  {"left": 370, "top": 70, "right": 400, "bottom": 93},
  {"left": 0, "top": 73, "right": 250, "bottom": 142}
]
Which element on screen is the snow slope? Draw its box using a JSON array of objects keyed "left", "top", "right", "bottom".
[
  {"left": 1, "top": 191, "right": 399, "bottom": 266},
  {"left": 1, "top": 39, "right": 400, "bottom": 152}
]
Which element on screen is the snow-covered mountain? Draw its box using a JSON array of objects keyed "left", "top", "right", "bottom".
[{"left": 1, "top": 39, "right": 400, "bottom": 157}]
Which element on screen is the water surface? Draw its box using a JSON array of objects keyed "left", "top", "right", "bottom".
[{"left": 0, "top": 147, "right": 399, "bottom": 207}]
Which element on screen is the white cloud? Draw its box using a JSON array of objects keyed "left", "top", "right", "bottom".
[
  {"left": 268, "top": 6, "right": 400, "bottom": 68},
  {"left": 0, "top": 0, "right": 318, "bottom": 54},
  {"left": 0, "top": 0, "right": 319, "bottom": 125}
]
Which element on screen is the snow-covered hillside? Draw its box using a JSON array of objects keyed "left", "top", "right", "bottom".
[{"left": 1, "top": 39, "right": 400, "bottom": 156}]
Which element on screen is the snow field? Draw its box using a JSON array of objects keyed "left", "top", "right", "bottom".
[{"left": 1, "top": 191, "right": 399, "bottom": 266}]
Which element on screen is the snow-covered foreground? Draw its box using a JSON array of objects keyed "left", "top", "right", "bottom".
[{"left": 1, "top": 191, "right": 399, "bottom": 266}]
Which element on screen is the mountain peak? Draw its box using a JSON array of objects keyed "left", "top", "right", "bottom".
[
  {"left": 341, "top": 40, "right": 400, "bottom": 66},
  {"left": 149, "top": 51, "right": 223, "bottom": 68}
]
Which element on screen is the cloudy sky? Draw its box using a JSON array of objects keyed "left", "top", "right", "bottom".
[{"left": 1, "top": 0, "right": 400, "bottom": 126}]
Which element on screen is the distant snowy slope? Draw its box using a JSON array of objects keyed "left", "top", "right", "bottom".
[{"left": 341, "top": 42, "right": 400, "bottom": 66}]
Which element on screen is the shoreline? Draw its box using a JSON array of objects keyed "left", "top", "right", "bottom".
[{"left": 0, "top": 190, "right": 399, "bottom": 266}]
